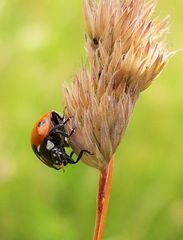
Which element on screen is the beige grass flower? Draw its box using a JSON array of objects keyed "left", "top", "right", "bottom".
[{"left": 64, "top": 0, "right": 170, "bottom": 170}]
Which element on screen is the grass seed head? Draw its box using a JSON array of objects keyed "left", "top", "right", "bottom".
[{"left": 64, "top": 0, "right": 170, "bottom": 170}]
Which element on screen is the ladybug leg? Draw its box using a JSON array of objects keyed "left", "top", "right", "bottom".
[
  {"left": 68, "top": 127, "right": 76, "bottom": 137},
  {"left": 64, "top": 153, "right": 77, "bottom": 164},
  {"left": 63, "top": 116, "right": 73, "bottom": 125},
  {"left": 75, "top": 150, "right": 92, "bottom": 163},
  {"left": 70, "top": 151, "right": 74, "bottom": 158},
  {"left": 67, "top": 150, "right": 92, "bottom": 164},
  {"left": 53, "top": 130, "right": 69, "bottom": 137},
  {"left": 51, "top": 127, "right": 76, "bottom": 138}
]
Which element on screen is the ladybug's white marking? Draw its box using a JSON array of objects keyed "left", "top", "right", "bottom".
[{"left": 46, "top": 140, "right": 54, "bottom": 151}]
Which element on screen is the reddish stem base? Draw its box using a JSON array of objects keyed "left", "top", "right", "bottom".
[{"left": 93, "top": 156, "right": 114, "bottom": 240}]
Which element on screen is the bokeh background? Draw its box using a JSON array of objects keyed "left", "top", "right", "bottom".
[{"left": 0, "top": 0, "right": 182, "bottom": 239}]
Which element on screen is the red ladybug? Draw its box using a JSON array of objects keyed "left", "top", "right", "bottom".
[{"left": 31, "top": 111, "right": 90, "bottom": 170}]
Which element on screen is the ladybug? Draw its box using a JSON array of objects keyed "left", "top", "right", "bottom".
[{"left": 31, "top": 111, "right": 90, "bottom": 170}]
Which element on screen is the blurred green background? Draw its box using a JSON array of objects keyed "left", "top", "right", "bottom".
[{"left": 0, "top": 0, "right": 182, "bottom": 239}]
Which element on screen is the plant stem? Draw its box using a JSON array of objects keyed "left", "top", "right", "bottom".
[{"left": 93, "top": 156, "right": 114, "bottom": 240}]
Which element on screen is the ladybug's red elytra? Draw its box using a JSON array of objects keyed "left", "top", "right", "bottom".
[{"left": 31, "top": 111, "right": 90, "bottom": 170}]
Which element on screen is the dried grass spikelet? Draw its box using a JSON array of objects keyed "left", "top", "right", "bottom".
[{"left": 64, "top": 0, "right": 170, "bottom": 170}]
